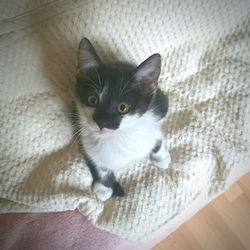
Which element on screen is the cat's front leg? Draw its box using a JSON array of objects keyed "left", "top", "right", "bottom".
[
  {"left": 150, "top": 139, "right": 171, "bottom": 169},
  {"left": 93, "top": 168, "right": 125, "bottom": 201}
]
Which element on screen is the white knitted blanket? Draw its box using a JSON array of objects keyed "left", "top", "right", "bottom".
[{"left": 0, "top": 0, "right": 250, "bottom": 242}]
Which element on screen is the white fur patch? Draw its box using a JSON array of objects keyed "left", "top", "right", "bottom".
[
  {"left": 77, "top": 102, "right": 163, "bottom": 171},
  {"left": 93, "top": 182, "right": 113, "bottom": 201}
]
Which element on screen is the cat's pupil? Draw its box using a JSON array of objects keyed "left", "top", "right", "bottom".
[
  {"left": 88, "top": 95, "right": 98, "bottom": 106},
  {"left": 118, "top": 102, "right": 129, "bottom": 113}
]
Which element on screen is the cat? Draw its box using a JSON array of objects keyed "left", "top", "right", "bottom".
[{"left": 75, "top": 38, "right": 171, "bottom": 201}]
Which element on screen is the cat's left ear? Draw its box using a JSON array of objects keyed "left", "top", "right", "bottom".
[
  {"left": 133, "top": 54, "right": 161, "bottom": 94},
  {"left": 77, "top": 38, "right": 101, "bottom": 72}
]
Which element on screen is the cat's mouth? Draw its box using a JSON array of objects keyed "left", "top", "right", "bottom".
[
  {"left": 87, "top": 120, "right": 118, "bottom": 134},
  {"left": 94, "top": 128, "right": 115, "bottom": 134}
]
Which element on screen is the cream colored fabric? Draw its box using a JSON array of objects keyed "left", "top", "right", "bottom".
[{"left": 0, "top": 0, "right": 249, "bottom": 242}]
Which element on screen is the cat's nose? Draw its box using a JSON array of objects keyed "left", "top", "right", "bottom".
[
  {"left": 96, "top": 120, "right": 108, "bottom": 130},
  {"left": 92, "top": 114, "right": 119, "bottom": 130},
  {"left": 92, "top": 114, "right": 108, "bottom": 130}
]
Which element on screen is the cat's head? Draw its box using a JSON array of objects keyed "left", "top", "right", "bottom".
[{"left": 75, "top": 38, "right": 161, "bottom": 133}]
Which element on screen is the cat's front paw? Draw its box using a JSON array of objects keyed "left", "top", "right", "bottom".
[
  {"left": 151, "top": 149, "right": 171, "bottom": 170},
  {"left": 93, "top": 182, "right": 113, "bottom": 201}
]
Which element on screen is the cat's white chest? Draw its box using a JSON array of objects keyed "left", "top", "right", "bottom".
[{"left": 81, "top": 113, "right": 162, "bottom": 171}]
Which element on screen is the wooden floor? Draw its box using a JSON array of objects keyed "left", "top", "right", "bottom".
[{"left": 153, "top": 173, "right": 250, "bottom": 250}]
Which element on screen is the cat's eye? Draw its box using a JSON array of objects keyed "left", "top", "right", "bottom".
[
  {"left": 117, "top": 102, "right": 130, "bottom": 114},
  {"left": 87, "top": 95, "right": 98, "bottom": 107}
]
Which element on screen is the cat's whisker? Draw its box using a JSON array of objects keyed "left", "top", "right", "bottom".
[
  {"left": 118, "top": 70, "right": 124, "bottom": 95},
  {"left": 65, "top": 112, "right": 79, "bottom": 118},
  {"left": 67, "top": 129, "right": 81, "bottom": 146},
  {"left": 81, "top": 76, "right": 94, "bottom": 84},
  {"left": 71, "top": 127, "right": 83, "bottom": 138},
  {"left": 80, "top": 76, "right": 100, "bottom": 92},
  {"left": 83, "top": 82, "right": 100, "bottom": 93},
  {"left": 119, "top": 73, "right": 135, "bottom": 96},
  {"left": 121, "top": 86, "right": 133, "bottom": 96},
  {"left": 95, "top": 68, "right": 103, "bottom": 90},
  {"left": 68, "top": 126, "right": 86, "bottom": 153}
]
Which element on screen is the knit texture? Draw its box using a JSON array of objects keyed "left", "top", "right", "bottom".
[{"left": 0, "top": 0, "right": 249, "bottom": 241}]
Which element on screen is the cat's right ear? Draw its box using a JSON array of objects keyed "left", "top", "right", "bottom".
[{"left": 77, "top": 38, "right": 101, "bottom": 72}]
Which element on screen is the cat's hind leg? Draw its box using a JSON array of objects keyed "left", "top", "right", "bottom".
[
  {"left": 93, "top": 168, "right": 125, "bottom": 201},
  {"left": 84, "top": 154, "right": 125, "bottom": 201},
  {"left": 93, "top": 182, "right": 113, "bottom": 202}
]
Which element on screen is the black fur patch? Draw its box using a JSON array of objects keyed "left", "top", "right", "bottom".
[
  {"left": 76, "top": 66, "right": 168, "bottom": 129},
  {"left": 76, "top": 64, "right": 151, "bottom": 128},
  {"left": 152, "top": 139, "right": 162, "bottom": 153},
  {"left": 76, "top": 38, "right": 167, "bottom": 129},
  {"left": 112, "top": 182, "right": 126, "bottom": 197}
]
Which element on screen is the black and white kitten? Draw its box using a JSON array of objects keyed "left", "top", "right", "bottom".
[{"left": 75, "top": 38, "right": 171, "bottom": 201}]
